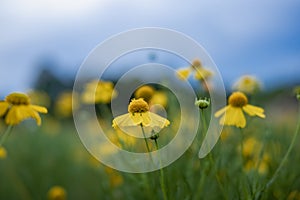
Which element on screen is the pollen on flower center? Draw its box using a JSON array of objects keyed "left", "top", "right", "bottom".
[
  {"left": 128, "top": 98, "right": 149, "bottom": 114},
  {"left": 5, "top": 93, "right": 30, "bottom": 105},
  {"left": 228, "top": 92, "right": 248, "bottom": 107},
  {"left": 191, "top": 59, "right": 202, "bottom": 69}
]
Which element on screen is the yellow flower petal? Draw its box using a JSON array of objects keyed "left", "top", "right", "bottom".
[
  {"left": 5, "top": 106, "right": 42, "bottom": 125},
  {"left": 176, "top": 68, "right": 191, "bottom": 80},
  {"left": 0, "top": 146, "right": 7, "bottom": 159},
  {"left": 149, "top": 112, "right": 170, "bottom": 132},
  {"left": 194, "top": 68, "right": 213, "bottom": 80},
  {"left": 30, "top": 105, "right": 48, "bottom": 113},
  {"left": 112, "top": 113, "right": 136, "bottom": 128},
  {"left": 220, "top": 106, "right": 246, "bottom": 128},
  {"left": 214, "top": 106, "right": 229, "bottom": 118},
  {"left": 130, "top": 113, "right": 143, "bottom": 125},
  {"left": 0, "top": 101, "right": 9, "bottom": 117},
  {"left": 243, "top": 104, "right": 265, "bottom": 118},
  {"left": 141, "top": 112, "right": 151, "bottom": 126}
]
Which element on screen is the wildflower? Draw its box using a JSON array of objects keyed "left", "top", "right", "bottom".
[
  {"left": 55, "top": 91, "right": 78, "bottom": 118},
  {"left": 112, "top": 98, "right": 170, "bottom": 137},
  {"left": 150, "top": 91, "right": 168, "bottom": 108},
  {"left": 134, "top": 85, "right": 155, "bottom": 102},
  {"left": 105, "top": 167, "right": 124, "bottom": 188},
  {"left": 294, "top": 86, "right": 300, "bottom": 101},
  {"left": 82, "top": 80, "right": 118, "bottom": 104},
  {"left": 176, "top": 59, "right": 213, "bottom": 81},
  {"left": 232, "top": 75, "right": 262, "bottom": 95},
  {"left": 288, "top": 190, "right": 300, "bottom": 200},
  {"left": 0, "top": 146, "right": 7, "bottom": 159},
  {"left": 195, "top": 97, "right": 210, "bottom": 109},
  {"left": 0, "top": 92, "right": 47, "bottom": 126},
  {"left": 47, "top": 186, "right": 67, "bottom": 200},
  {"left": 215, "top": 92, "right": 265, "bottom": 128}
]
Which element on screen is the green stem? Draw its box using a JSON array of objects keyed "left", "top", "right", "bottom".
[
  {"left": 201, "top": 109, "right": 228, "bottom": 200},
  {"left": 140, "top": 124, "right": 151, "bottom": 153},
  {"left": 0, "top": 125, "right": 13, "bottom": 147},
  {"left": 200, "top": 109, "right": 207, "bottom": 140},
  {"left": 154, "top": 139, "right": 168, "bottom": 200},
  {"left": 239, "top": 128, "right": 245, "bottom": 166},
  {"left": 265, "top": 104, "right": 300, "bottom": 189},
  {"left": 257, "top": 103, "right": 300, "bottom": 199}
]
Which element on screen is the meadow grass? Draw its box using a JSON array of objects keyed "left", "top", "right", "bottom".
[{"left": 0, "top": 88, "right": 299, "bottom": 200}]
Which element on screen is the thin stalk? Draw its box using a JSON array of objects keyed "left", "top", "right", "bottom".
[
  {"left": 140, "top": 124, "right": 151, "bottom": 153},
  {"left": 154, "top": 139, "right": 168, "bottom": 200},
  {"left": 266, "top": 104, "right": 300, "bottom": 189},
  {"left": 239, "top": 128, "right": 245, "bottom": 165},
  {"left": 0, "top": 125, "right": 13, "bottom": 146},
  {"left": 200, "top": 109, "right": 207, "bottom": 140},
  {"left": 201, "top": 109, "right": 228, "bottom": 200},
  {"left": 257, "top": 103, "right": 300, "bottom": 199}
]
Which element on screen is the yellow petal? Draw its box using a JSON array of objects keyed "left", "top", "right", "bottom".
[
  {"left": 5, "top": 106, "right": 22, "bottom": 125},
  {"left": 194, "top": 68, "right": 213, "bottom": 80},
  {"left": 0, "top": 146, "right": 7, "bottom": 159},
  {"left": 176, "top": 68, "right": 191, "bottom": 80},
  {"left": 112, "top": 113, "right": 136, "bottom": 128},
  {"left": 243, "top": 105, "right": 265, "bottom": 118},
  {"left": 0, "top": 101, "right": 9, "bottom": 117},
  {"left": 30, "top": 105, "right": 48, "bottom": 113},
  {"left": 130, "top": 113, "right": 143, "bottom": 125},
  {"left": 141, "top": 112, "right": 151, "bottom": 126},
  {"left": 220, "top": 106, "right": 246, "bottom": 128},
  {"left": 214, "top": 106, "right": 229, "bottom": 118},
  {"left": 149, "top": 112, "right": 170, "bottom": 128},
  {"left": 5, "top": 106, "right": 42, "bottom": 125}
]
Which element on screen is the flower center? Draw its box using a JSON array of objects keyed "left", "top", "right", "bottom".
[
  {"left": 228, "top": 92, "right": 248, "bottom": 107},
  {"left": 191, "top": 59, "right": 202, "bottom": 70},
  {"left": 128, "top": 98, "right": 149, "bottom": 114},
  {"left": 5, "top": 93, "right": 30, "bottom": 105}
]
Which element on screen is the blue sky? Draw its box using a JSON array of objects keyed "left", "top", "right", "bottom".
[{"left": 1, "top": 0, "right": 300, "bottom": 96}]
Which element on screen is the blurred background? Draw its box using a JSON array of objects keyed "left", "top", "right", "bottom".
[
  {"left": 1, "top": 0, "right": 300, "bottom": 98},
  {"left": 1, "top": 1, "right": 300, "bottom": 199}
]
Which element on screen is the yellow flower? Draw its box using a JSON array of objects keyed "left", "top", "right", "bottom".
[
  {"left": 105, "top": 167, "right": 124, "bottom": 188},
  {"left": 215, "top": 92, "right": 265, "bottom": 128},
  {"left": 176, "top": 59, "right": 213, "bottom": 81},
  {"left": 242, "top": 137, "right": 261, "bottom": 157},
  {"left": 82, "top": 80, "right": 118, "bottom": 104},
  {"left": 232, "top": 75, "right": 262, "bottom": 95},
  {"left": 134, "top": 85, "right": 155, "bottom": 102},
  {"left": 112, "top": 98, "right": 170, "bottom": 137},
  {"left": 149, "top": 91, "right": 168, "bottom": 108},
  {"left": 294, "top": 85, "right": 300, "bottom": 101},
  {"left": 47, "top": 186, "right": 67, "bottom": 200},
  {"left": 288, "top": 190, "right": 300, "bottom": 200},
  {"left": 55, "top": 92, "right": 78, "bottom": 118},
  {"left": 0, "top": 92, "right": 47, "bottom": 126},
  {"left": 0, "top": 146, "right": 7, "bottom": 159}
]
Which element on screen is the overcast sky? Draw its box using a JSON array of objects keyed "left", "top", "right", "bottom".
[{"left": 1, "top": 0, "right": 300, "bottom": 96}]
